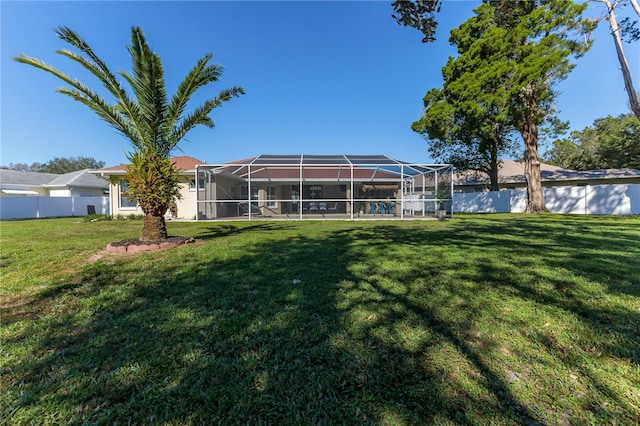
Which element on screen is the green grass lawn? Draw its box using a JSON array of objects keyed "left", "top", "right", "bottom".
[{"left": 1, "top": 215, "right": 639, "bottom": 425}]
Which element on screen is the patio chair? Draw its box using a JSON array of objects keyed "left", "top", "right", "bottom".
[
  {"left": 328, "top": 202, "right": 339, "bottom": 213},
  {"left": 369, "top": 201, "right": 378, "bottom": 215},
  {"left": 383, "top": 202, "right": 393, "bottom": 214},
  {"left": 309, "top": 202, "right": 318, "bottom": 213},
  {"left": 378, "top": 201, "right": 386, "bottom": 215},
  {"left": 318, "top": 202, "right": 327, "bottom": 214},
  {"left": 388, "top": 202, "right": 396, "bottom": 215}
]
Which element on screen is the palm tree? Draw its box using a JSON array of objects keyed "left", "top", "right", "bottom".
[{"left": 15, "top": 26, "right": 244, "bottom": 241}]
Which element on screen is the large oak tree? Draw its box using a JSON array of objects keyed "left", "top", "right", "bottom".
[
  {"left": 411, "top": 6, "right": 520, "bottom": 191},
  {"left": 396, "top": 1, "right": 594, "bottom": 212}
]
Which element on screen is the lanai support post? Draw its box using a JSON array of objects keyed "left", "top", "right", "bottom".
[
  {"left": 450, "top": 166, "right": 454, "bottom": 219},
  {"left": 350, "top": 161, "right": 354, "bottom": 219},
  {"left": 195, "top": 165, "right": 200, "bottom": 221},
  {"left": 299, "top": 156, "right": 304, "bottom": 220},
  {"left": 248, "top": 164, "right": 252, "bottom": 220},
  {"left": 433, "top": 170, "right": 438, "bottom": 217},
  {"left": 400, "top": 165, "right": 404, "bottom": 219}
]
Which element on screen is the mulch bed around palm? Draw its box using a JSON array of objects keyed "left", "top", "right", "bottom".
[{"left": 106, "top": 236, "right": 195, "bottom": 253}]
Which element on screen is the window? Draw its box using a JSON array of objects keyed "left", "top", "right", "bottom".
[
  {"left": 267, "top": 186, "right": 277, "bottom": 208},
  {"left": 189, "top": 178, "right": 206, "bottom": 191},
  {"left": 241, "top": 185, "right": 259, "bottom": 200},
  {"left": 120, "top": 180, "right": 137, "bottom": 208},
  {"left": 303, "top": 185, "right": 323, "bottom": 199}
]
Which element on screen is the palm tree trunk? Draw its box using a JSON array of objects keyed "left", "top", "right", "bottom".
[{"left": 141, "top": 213, "right": 168, "bottom": 241}]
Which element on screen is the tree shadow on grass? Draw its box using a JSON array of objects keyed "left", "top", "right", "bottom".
[{"left": 2, "top": 218, "right": 638, "bottom": 424}]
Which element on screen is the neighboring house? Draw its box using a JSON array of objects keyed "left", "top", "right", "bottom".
[
  {"left": 195, "top": 155, "right": 453, "bottom": 219},
  {"left": 0, "top": 169, "right": 108, "bottom": 196},
  {"left": 453, "top": 159, "right": 640, "bottom": 192},
  {"left": 93, "top": 156, "right": 206, "bottom": 219}
]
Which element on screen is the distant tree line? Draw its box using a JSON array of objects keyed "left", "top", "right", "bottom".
[
  {"left": 2, "top": 156, "right": 105, "bottom": 174},
  {"left": 544, "top": 113, "right": 640, "bottom": 170}
]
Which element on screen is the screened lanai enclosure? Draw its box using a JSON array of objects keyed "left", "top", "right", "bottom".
[{"left": 195, "top": 155, "right": 453, "bottom": 220}]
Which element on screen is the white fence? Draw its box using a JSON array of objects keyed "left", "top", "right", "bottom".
[
  {"left": 454, "top": 184, "right": 640, "bottom": 215},
  {"left": 0, "top": 196, "right": 110, "bottom": 220}
]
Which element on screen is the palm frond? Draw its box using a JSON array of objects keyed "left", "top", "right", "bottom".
[
  {"left": 56, "top": 87, "right": 144, "bottom": 150},
  {"left": 55, "top": 48, "right": 144, "bottom": 135},
  {"left": 169, "top": 87, "right": 244, "bottom": 143},
  {"left": 124, "top": 27, "right": 170, "bottom": 156},
  {"left": 17, "top": 26, "right": 244, "bottom": 158},
  {"left": 165, "top": 54, "right": 216, "bottom": 133},
  {"left": 15, "top": 54, "right": 145, "bottom": 147},
  {"left": 55, "top": 27, "right": 141, "bottom": 127}
]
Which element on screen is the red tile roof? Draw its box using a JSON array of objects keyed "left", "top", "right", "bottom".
[
  {"left": 216, "top": 164, "right": 401, "bottom": 180},
  {"left": 95, "top": 156, "right": 205, "bottom": 173}
]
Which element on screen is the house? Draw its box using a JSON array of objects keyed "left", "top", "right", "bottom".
[
  {"left": 194, "top": 155, "right": 454, "bottom": 220},
  {"left": 0, "top": 169, "right": 108, "bottom": 197},
  {"left": 453, "top": 159, "right": 640, "bottom": 192},
  {"left": 93, "top": 156, "right": 206, "bottom": 219}
]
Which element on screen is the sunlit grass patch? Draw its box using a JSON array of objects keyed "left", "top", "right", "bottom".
[{"left": 1, "top": 215, "right": 639, "bottom": 424}]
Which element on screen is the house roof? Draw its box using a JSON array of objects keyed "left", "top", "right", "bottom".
[
  {"left": 44, "top": 169, "right": 108, "bottom": 188},
  {"left": 207, "top": 154, "right": 451, "bottom": 181},
  {"left": 94, "top": 155, "right": 206, "bottom": 175},
  {"left": 0, "top": 169, "right": 108, "bottom": 189},
  {"left": 0, "top": 169, "right": 60, "bottom": 186},
  {"left": 455, "top": 159, "right": 640, "bottom": 186},
  {"left": 225, "top": 154, "right": 441, "bottom": 167}
]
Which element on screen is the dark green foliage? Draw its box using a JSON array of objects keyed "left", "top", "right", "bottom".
[
  {"left": 409, "top": 0, "right": 594, "bottom": 211},
  {"left": 619, "top": 16, "right": 640, "bottom": 43},
  {"left": 545, "top": 113, "right": 640, "bottom": 170},
  {"left": 38, "top": 156, "right": 105, "bottom": 173},
  {"left": 125, "top": 152, "right": 181, "bottom": 216},
  {"left": 411, "top": 4, "right": 521, "bottom": 190},
  {"left": 2, "top": 156, "right": 104, "bottom": 173},
  {"left": 411, "top": 1, "right": 593, "bottom": 198},
  {"left": 391, "top": 0, "right": 442, "bottom": 43},
  {"left": 82, "top": 214, "right": 112, "bottom": 222},
  {"left": 2, "top": 162, "right": 43, "bottom": 172}
]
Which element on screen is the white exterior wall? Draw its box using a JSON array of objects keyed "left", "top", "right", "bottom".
[
  {"left": 543, "top": 186, "right": 586, "bottom": 214},
  {"left": 48, "top": 188, "right": 72, "bottom": 197},
  {"left": 177, "top": 182, "right": 198, "bottom": 219},
  {"left": 48, "top": 188, "right": 106, "bottom": 197},
  {"left": 108, "top": 178, "right": 195, "bottom": 218},
  {"left": 453, "top": 184, "right": 640, "bottom": 215},
  {"left": 454, "top": 191, "right": 512, "bottom": 213},
  {"left": 1, "top": 185, "right": 48, "bottom": 196},
  {"left": 586, "top": 184, "right": 639, "bottom": 215},
  {"left": 1, "top": 197, "right": 39, "bottom": 219},
  {"left": 0, "top": 196, "right": 109, "bottom": 219},
  {"left": 71, "top": 187, "right": 106, "bottom": 197}
]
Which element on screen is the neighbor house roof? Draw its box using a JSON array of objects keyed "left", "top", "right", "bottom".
[
  {"left": 454, "top": 159, "right": 640, "bottom": 186},
  {"left": 43, "top": 169, "right": 109, "bottom": 188},
  {"left": 0, "top": 169, "right": 108, "bottom": 189},
  {"left": 0, "top": 169, "right": 59, "bottom": 186},
  {"left": 94, "top": 155, "right": 206, "bottom": 175}
]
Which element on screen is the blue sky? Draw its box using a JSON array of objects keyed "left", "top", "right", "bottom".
[{"left": 1, "top": 0, "right": 638, "bottom": 168}]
